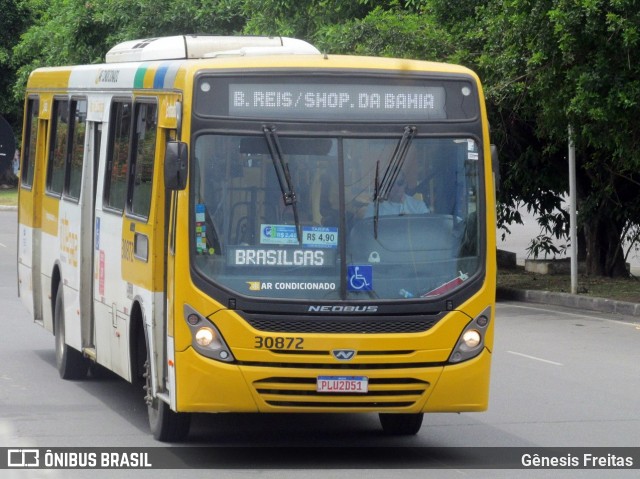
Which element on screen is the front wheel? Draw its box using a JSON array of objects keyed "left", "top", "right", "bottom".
[
  {"left": 144, "top": 358, "right": 190, "bottom": 442},
  {"left": 379, "top": 413, "right": 424, "bottom": 435},
  {"left": 54, "top": 286, "right": 89, "bottom": 380}
]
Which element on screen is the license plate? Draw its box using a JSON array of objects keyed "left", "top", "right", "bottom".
[{"left": 316, "top": 376, "right": 368, "bottom": 393}]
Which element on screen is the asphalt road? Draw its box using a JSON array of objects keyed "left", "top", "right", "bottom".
[{"left": 1, "top": 210, "right": 639, "bottom": 478}]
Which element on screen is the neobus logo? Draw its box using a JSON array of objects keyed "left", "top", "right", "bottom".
[
  {"left": 307, "top": 305, "right": 378, "bottom": 313},
  {"left": 332, "top": 349, "right": 357, "bottom": 360}
]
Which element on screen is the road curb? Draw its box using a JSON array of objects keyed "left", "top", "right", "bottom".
[{"left": 497, "top": 286, "right": 640, "bottom": 318}]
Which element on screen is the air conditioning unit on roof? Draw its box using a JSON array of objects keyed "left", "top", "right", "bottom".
[{"left": 105, "top": 35, "right": 320, "bottom": 63}]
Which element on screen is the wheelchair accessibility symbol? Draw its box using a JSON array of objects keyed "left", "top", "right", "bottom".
[{"left": 347, "top": 265, "right": 373, "bottom": 291}]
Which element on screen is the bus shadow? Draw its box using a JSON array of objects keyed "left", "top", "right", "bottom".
[
  {"left": 188, "top": 411, "right": 387, "bottom": 446},
  {"left": 34, "top": 349, "right": 150, "bottom": 433},
  {"left": 32, "top": 349, "right": 525, "bottom": 470},
  {"left": 34, "top": 349, "right": 390, "bottom": 446}
]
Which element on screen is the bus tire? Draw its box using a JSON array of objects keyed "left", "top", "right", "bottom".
[
  {"left": 378, "top": 413, "right": 424, "bottom": 435},
  {"left": 54, "top": 287, "right": 89, "bottom": 380},
  {"left": 145, "top": 358, "right": 190, "bottom": 442}
]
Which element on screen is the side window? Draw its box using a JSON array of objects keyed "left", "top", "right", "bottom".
[
  {"left": 128, "top": 101, "right": 157, "bottom": 219},
  {"left": 47, "top": 98, "right": 69, "bottom": 195},
  {"left": 21, "top": 97, "right": 39, "bottom": 188},
  {"left": 104, "top": 100, "right": 132, "bottom": 212},
  {"left": 66, "top": 98, "right": 87, "bottom": 200}
]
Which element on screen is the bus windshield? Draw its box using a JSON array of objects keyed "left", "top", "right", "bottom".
[{"left": 192, "top": 134, "right": 481, "bottom": 300}]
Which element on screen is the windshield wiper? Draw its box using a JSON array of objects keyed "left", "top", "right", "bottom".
[
  {"left": 373, "top": 160, "right": 381, "bottom": 238},
  {"left": 263, "top": 125, "right": 301, "bottom": 243},
  {"left": 373, "top": 126, "right": 417, "bottom": 238}
]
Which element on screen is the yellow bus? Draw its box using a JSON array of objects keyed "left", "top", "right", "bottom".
[{"left": 18, "top": 35, "right": 497, "bottom": 441}]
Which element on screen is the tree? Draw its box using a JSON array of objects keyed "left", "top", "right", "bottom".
[
  {"left": 313, "top": 7, "right": 454, "bottom": 60},
  {"left": 13, "top": 0, "right": 247, "bottom": 100},
  {"left": 427, "top": 0, "right": 640, "bottom": 277},
  {"left": 311, "top": 0, "right": 640, "bottom": 277},
  {"left": 1, "top": 0, "right": 29, "bottom": 120},
  {"left": 0, "top": 0, "right": 30, "bottom": 181},
  {"left": 9, "top": 0, "right": 640, "bottom": 277},
  {"left": 9, "top": 0, "right": 248, "bottom": 183},
  {"left": 549, "top": 1, "right": 640, "bottom": 276},
  {"left": 242, "top": 0, "right": 373, "bottom": 38}
]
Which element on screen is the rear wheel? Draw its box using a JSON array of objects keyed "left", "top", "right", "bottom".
[
  {"left": 54, "top": 287, "right": 89, "bottom": 380},
  {"left": 144, "top": 357, "right": 190, "bottom": 442},
  {"left": 379, "top": 413, "right": 424, "bottom": 435}
]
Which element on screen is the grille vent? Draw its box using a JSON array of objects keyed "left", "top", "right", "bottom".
[{"left": 241, "top": 312, "right": 441, "bottom": 334}]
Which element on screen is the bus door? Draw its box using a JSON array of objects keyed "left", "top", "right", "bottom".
[
  {"left": 43, "top": 97, "right": 91, "bottom": 355},
  {"left": 93, "top": 98, "right": 162, "bottom": 382},
  {"left": 119, "top": 99, "right": 165, "bottom": 386},
  {"left": 79, "top": 121, "right": 102, "bottom": 357},
  {"left": 93, "top": 98, "right": 131, "bottom": 379},
  {"left": 18, "top": 97, "right": 46, "bottom": 324}
]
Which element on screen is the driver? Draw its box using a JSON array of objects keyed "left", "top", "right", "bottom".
[{"left": 363, "top": 171, "right": 429, "bottom": 217}]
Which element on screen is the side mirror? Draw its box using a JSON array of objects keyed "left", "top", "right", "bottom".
[
  {"left": 490, "top": 144, "right": 500, "bottom": 193},
  {"left": 165, "top": 141, "right": 188, "bottom": 190}
]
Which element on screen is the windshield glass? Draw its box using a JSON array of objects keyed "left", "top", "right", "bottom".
[{"left": 192, "top": 134, "right": 481, "bottom": 300}]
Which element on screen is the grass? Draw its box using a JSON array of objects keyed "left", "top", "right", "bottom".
[
  {"left": 0, "top": 187, "right": 18, "bottom": 206},
  {"left": 498, "top": 266, "right": 640, "bottom": 303}
]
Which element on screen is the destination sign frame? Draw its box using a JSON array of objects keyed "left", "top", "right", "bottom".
[{"left": 194, "top": 75, "right": 479, "bottom": 122}]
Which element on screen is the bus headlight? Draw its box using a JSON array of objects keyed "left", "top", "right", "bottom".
[
  {"left": 462, "top": 330, "right": 481, "bottom": 348},
  {"left": 448, "top": 306, "right": 491, "bottom": 364},
  {"left": 184, "top": 304, "right": 235, "bottom": 363},
  {"left": 195, "top": 327, "right": 215, "bottom": 347}
]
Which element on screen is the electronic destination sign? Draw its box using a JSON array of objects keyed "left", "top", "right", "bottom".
[{"left": 229, "top": 83, "right": 446, "bottom": 121}]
